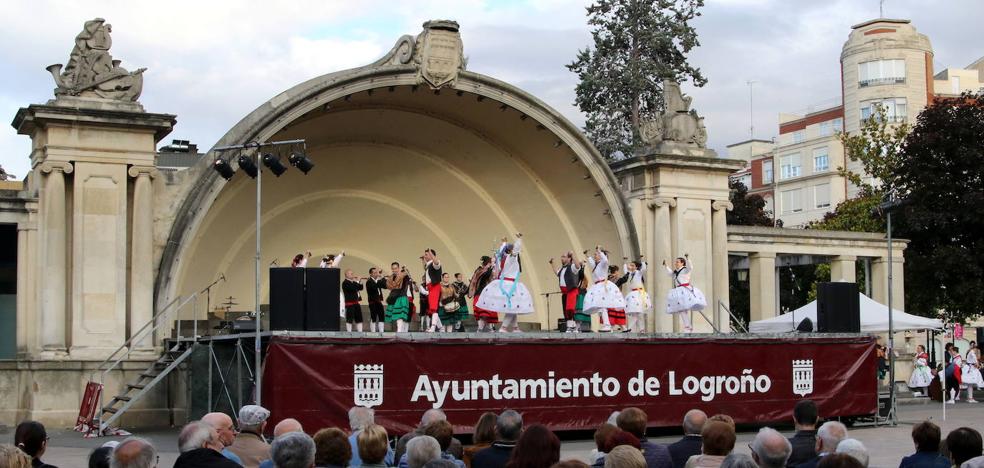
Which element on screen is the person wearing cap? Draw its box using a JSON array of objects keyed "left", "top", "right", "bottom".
[{"left": 228, "top": 405, "right": 272, "bottom": 468}]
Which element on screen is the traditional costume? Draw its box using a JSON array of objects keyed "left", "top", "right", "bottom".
[
  {"left": 664, "top": 257, "right": 706, "bottom": 333},
  {"left": 573, "top": 267, "right": 592, "bottom": 330},
  {"left": 423, "top": 261, "right": 444, "bottom": 332},
  {"left": 452, "top": 278, "right": 470, "bottom": 330},
  {"left": 384, "top": 270, "right": 412, "bottom": 332},
  {"left": 469, "top": 261, "right": 498, "bottom": 331},
  {"left": 620, "top": 261, "right": 651, "bottom": 333},
  {"left": 963, "top": 349, "right": 982, "bottom": 402},
  {"left": 438, "top": 282, "right": 458, "bottom": 333},
  {"left": 366, "top": 274, "right": 387, "bottom": 333},
  {"left": 341, "top": 278, "right": 364, "bottom": 332},
  {"left": 418, "top": 276, "right": 430, "bottom": 331},
  {"left": 476, "top": 237, "right": 534, "bottom": 332},
  {"left": 556, "top": 260, "right": 582, "bottom": 333},
  {"left": 606, "top": 267, "right": 627, "bottom": 330},
  {"left": 946, "top": 353, "right": 964, "bottom": 403},
  {"left": 582, "top": 249, "right": 625, "bottom": 332},
  {"left": 908, "top": 351, "right": 933, "bottom": 395}
]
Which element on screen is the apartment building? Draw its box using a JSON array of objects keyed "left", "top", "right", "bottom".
[{"left": 727, "top": 139, "right": 775, "bottom": 215}]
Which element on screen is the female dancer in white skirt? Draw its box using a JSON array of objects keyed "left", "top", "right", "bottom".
[
  {"left": 963, "top": 341, "right": 983, "bottom": 402},
  {"left": 476, "top": 233, "right": 534, "bottom": 332},
  {"left": 621, "top": 257, "right": 651, "bottom": 333},
  {"left": 663, "top": 254, "right": 706, "bottom": 333},
  {"left": 908, "top": 344, "right": 933, "bottom": 397},
  {"left": 583, "top": 246, "right": 626, "bottom": 332}
]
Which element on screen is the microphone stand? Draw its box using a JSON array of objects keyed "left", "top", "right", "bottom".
[
  {"left": 200, "top": 274, "right": 227, "bottom": 323},
  {"left": 540, "top": 291, "right": 562, "bottom": 332}
]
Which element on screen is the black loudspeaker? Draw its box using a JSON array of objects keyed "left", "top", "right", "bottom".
[
  {"left": 305, "top": 268, "right": 341, "bottom": 331},
  {"left": 270, "top": 268, "right": 306, "bottom": 331},
  {"left": 816, "top": 282, "right": 861, "bottom": 333}
]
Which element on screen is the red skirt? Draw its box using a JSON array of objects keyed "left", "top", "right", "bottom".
[
  {"left": 427, "top": 283, "right": 442, "bottom": 314},
  {"left": 473, "top": 294, "right": 499, "bottom": 323},
  {"left": 561, "top": 286, "right": 579, "bottom": 320},
  {"left": 607, "top": 308, "right": 627, "bottom": 325}
]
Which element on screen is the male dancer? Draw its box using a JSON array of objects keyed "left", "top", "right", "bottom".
[
  {"left": 341, "top": 269, "right": 365, "bottom": 332},
  {"left": 365, "top": 267, "right": 387, "bottom": 333},
  {"left": 385, "top": 262, "right": 412, "bottom": 333},
  {"left": 549, "top": 251, "right": 582, "bottom": 333},
  {"left": 468, "top": 256, "right": 498, "bottom": 332},
  {"left": 421, "top": 249, "right": 444, "bottom": 332}
]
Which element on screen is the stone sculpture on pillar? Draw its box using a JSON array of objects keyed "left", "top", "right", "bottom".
[
  {"left": 639, "top": 79, "right": 712, "bottom": 157},
  {"left": 46, "top": 18, "right": 145, "bottom": 103}
]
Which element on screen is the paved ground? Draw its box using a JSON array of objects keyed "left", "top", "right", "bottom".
[{"left": 8, "top": 400, "right": 976, "bottom": 467}]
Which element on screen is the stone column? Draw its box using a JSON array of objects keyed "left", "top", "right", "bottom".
[
  {"left": 872, "top": 256, "right": 905, "bottom": 311},
  {"left": 129, "top": 166, "right": 157, "bottom": 352},
  {"left": 711, "top": 201, "right": 732, "bottom": 332},
  {"left": 38, "top": 161, "right": 72, "bottom": 356},
  {"left": 650, "top": 198, "right": 675, "bottom": 332},
  {"left": 830, "top": 255, "right": 857, "bottom": 283},
  {"left": 749, "top": 252, "right": 777, "bottom": 322}
]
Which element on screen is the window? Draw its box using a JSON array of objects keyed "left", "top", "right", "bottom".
[
  {"left": 832, "top": 118, "right": 843, "bottom": 133},
  {"left": 815, "top": 184, "right": 831, "bottom": 209},
  {"left": 860, "top": 98, "right": 907, "bottom": 123},
  {"left": 819, "top": 118, "right": 843, "bottom": 137},
  {"left": 952, "top": 76, "right": 961, "bottom": 94},
  {"left": 780, "top": 153, "right": 801, "bottom": 179},
  {"left": 793, "top": 130, "right": 805, "bottom": 144},
  {"left": 858, "top": 59, "right": 906, "bottom": 87},
  {"left": 781, "top": 189, "right": 803, "bottom": 214},
  {"left": 813, "top": 147, "right": 829, "bottom": 172},
  {"left": 738, "top": 174, "right": 752, "bottom": 189},
  {"left": 762, "top": 160, "right": 773, "bottom": 184}
]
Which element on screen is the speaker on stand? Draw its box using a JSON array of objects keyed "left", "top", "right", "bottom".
[
  {"left": 305, "top": 268, "right": 341, "bottom": 331},
  {"left": 816, "top": 282, "right": 861, "bottom": 333}
]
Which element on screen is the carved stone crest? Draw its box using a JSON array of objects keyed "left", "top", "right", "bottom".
[
  {"left": 639, "top": 79, "right": 708, "bottom": 150},
  {"left": 413, "top": 20, "right": 464, "bottom": 89},
  {"left": 46, "top": 18, "right": 145, "bottom": 102}
]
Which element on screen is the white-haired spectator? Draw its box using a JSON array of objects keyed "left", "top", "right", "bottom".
[
  {"left": 174, "top": 421, "right": 241, "bottom": 468},
  {"left": 228, "top": 405, "right": 272, "bottom": 468},
  {"left": 794, "top": 421, "right": 848, "bottom": 468},
  {"left": 202, "top": 412, "right": 243, "bottom": 465},
  {"left": 406, "top": 436, "right": 443, "bottom": 468},
  {"left": 109, "top": 437, "right": 157, "bottom": 468},
  {"left": 258, "top": 419, "right": 306, "bottom": 468},
  {"left": 835, "top": 439, "right": 868, "bottom": 467},
  {"left": 751, "top": 427, "right": 792, "bottom": 468},
  {"left": 396, "top": 409, "right": 464, "bottom": 462},
  {"left": 347, "top": 407, "right": 395, "bottom": 466},
  {"left": 271, "top": 432, "right": 316, "bottom": 468},
  {"left": 721, "top": 453, "right": 758, "bottom": 468}
]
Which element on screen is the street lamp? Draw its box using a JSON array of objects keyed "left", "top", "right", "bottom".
[{"left": 210, "top": 139, "right": 309, "bottom": 405}]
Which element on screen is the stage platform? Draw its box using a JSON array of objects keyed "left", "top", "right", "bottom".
[{"left": 189, "top": 331, "right": 877, "bottom": 434}]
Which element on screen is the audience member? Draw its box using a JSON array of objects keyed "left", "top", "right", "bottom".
[
  {"left": 604, "top": 445, "right": 646, "bottom": 468},
  {"left": 899, "top": 421, "right": 950, "bottom": 468},
  {"left": 835, "top": 439, "right": 868, "bottom": 467},
  {"left": 816, "top": 453, "right": 863, "bottom": 468},
  {"left": 396, "top": 409, "right": 464, "bottom": 462},
  {"left": 227, "top": 405, "right": 272, "bottom": 468},
  {"left": 787, "top": 400, "right": 819, "bottom": 467},
  {"left": 202, "top": 412, "right": 244, "bottom": 465},
  {"left": 357, "top": 424, "right": 391, "bottom": 468},
  {"left": 406, "top": 436, "right": 442, "bottom": 468},
  {"left": 424, "top": 421, "right": 466, "bottom": 467},
  {"left": 174, "top": 421, "right": 241, "bottom": 468},
  {"left": 271, "top": 432, "right": 317, "bottom": 468},
  {"left": 313, "top": 427, "right": 351, "bottom": 468},
  {"left": 604, "top": 431, "right": 641, "bottom": 452},
  {"left": 14, "top": 421, "right": 56, "bottom": 468},
  {"left": 108, "top": 437, "right": 157, "bottom": 468},
  {"left": 720, "top": 453, "right": 758, "bottom": 468},
  {"left": 425, "top": 461, "right": 460, "bottom": 468},
  {"left": 590, "top": 424, "right": 619, "bottom": 465},
  {"left": 506, "top": 424, "right": 560, "bottom": 468},
  {"left": 348, "top": 407, "right": 395, "bottom": 467},
  {"left": 685, "top": 420, "right": 736, "bottom": 468},
  {"left": 707, "top": 415, "right": 735, "bottom": 430},
  {"left": 464, "top": 412, "right": 498, "bottom": 467},
  {"left": 947, "top": 427, "right": 984, "bottom": 467},
  {"left": 472, "top": 410, "right": 523, "bottom": 468},
  {"left": 88, "top": 444, "right": 114, "bottom": 468},
  {"left": 0, "top": 444, "right": 33, "bottom": 468},
  {"left": 552, "top": 461, "right": 591, "bottom": 468},
  {"left": 616, "top": 407, "right": 673, "bottom": 468},
  {"left": 751, "top": 427, "right": 792, "bottom": 468},
  {"left": 795, "top": 421, "right": 848, "bottom": 468},
  {"left": 668, "top": 410, "right": 706, "bottom": 468},
  {"left": 259, "top": 419, "right": 308, "bottom": 468}
]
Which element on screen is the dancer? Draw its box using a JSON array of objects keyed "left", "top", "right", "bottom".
[
  {"left": 573, "top": 261, "right": 592, "bottom": 332},
  {"left": 663, "top": 254, "right": 706, "bottom": 333},
  {"left": 946, "top": 346, "right": 964, "bottom": 404},
  {"left": 422, "top": 249, "right": 444, "bottom": 332},
  {"left": 550, "top": 251, "right": 582, "bottom": 333},
  {"left": 384, "top": 262, "right": 412, "bottom": 333},
  {"left": 341, "top": 269, "right": 365, "bottom": 332},
  {"left": 908, "top": 344, "right": 932, "bottom": 397},
  {"left": 620, "top": 256, "right": 651, "bottom": 333},
  {"left": 452, "top": 273, "right": 470, "bottom": 331},
  {"left": 319, "top": 251, "right": 344, "bottom": 269},
  {"left": 437, "top": 273, "right": 458, "bottom": 333},
  {"left": 418, "top": 272, "right": 430, "bottom": 332},
  {"left": 476, "top": 233, "right": 534, "bottom": 332},
  {"left": 963, "top": 342, "right": 982, "bottom": 403},
  {"left": 606, "top": 265, "right": 628, "bottom": 331},
  {"left": 582, "top": 246, "right": 625, "bottom": 332},
  {"left": 291, "top": 251, "right": 312, "bottom": 268},
  {"left": 365, "top": 267, "right": 387, "bottom": 333},
  {"left": 469, "top": 256, "right": 498, "bottom": 332}
]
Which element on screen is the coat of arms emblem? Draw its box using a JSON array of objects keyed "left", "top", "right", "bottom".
[
  {"left": 792, "top": 359, "right": 814, "bottom": 397},
  {"left": 414, "top": 20, "right": 464, "bottom": 89},
  {"left": 354, "top": 364, "right": 384, "bottom": 408}
]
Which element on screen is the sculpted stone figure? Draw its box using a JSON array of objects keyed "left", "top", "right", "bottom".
[
  {"left": 47, "top": 18, "right": 145, "bottom": 101},
  {"left": 639, "top": 79, "right": 707, "bottom": 150}
]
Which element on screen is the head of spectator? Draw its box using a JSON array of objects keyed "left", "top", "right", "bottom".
[
  {"left": 357, "top": 424, "right": 389, "bottom": 465},
  {"left": 793, "top": 400, "right": 819, "bottom": 430},
  {"left": 274, "top": 418, "right": 304, "bottom": 438},
  {"left": 682, "top": 409, "right": 707, "bottom": 436},
  {"left": 911, "top": 421, "right": 942, "bottom": 453},
  {"left": 603, "top": 445, "right": 646, "bottom": 468},
  {"left": 348, "top": 406, "right": 375, "bottom": 432},
  {"left": 201, "top": 412, "right": 238, "bottom": 448},
  {"left": 751, "top": 427, "right": 792, "bottom": 468},
  {"left": 89, "top": 445, "right": 113, "bottom": 468},
  {"left": 13, "top": 420, "right": 48, "bottom": 462},
  {"left": 817, "top": 453, "right": 864, "bottom": 468},
  {"left": 271, "top": 431, "right": 316, "bottom": 468},
  {"left": 109, "top": 437, "right": 157, "bottom": 468},
  {"left": 606, "top": 411, "right": 620, "bottom": 426},
  {"left": 947, "top": 427, "right": 984, "bottom": 467},
  {"left": 603, "top": 430, "right": 641, "bottom": 452},
  {"left": 497, "top": 410, "right": 524, "bottom": 442},
  {"left": 407, "top": 436, "right": 442, "bottom": 468},
  {"left": 0, "top": 444, "right": 32, "bottom": 468},
  {"left": 835, "top": 439, "right": 868, "bottom": 467},
  {"left": 593, "top": 424, "right": 619, "bottom": 454},
  {"left": 423, "top": 460, "right": 457, "bottom": 468},
  {"left": 721, "top": 453, "right": 758, "bottom": 468},
  {"left": 552, "top": 461, "right": 590, "bottom": 468},
  {"left": 815, "top": 421, "right": 848, "bottom": 455},
  {"left": 237, "top": 405, "right": 271, "bottom": 435},
  {"left": 708, "top": 413, "right": 736, "bottom": 430},
  {"left": 420, "top": 408, "right": 448, "bottom": 429},
  {"left": 701, "top": 420, "right": 737, "bottom": 456},
  {"left": 473, "top": 412, "right": 498, "bottom": 446},
  {"left": 313, "top": 427, "right": 351, "bottom": 468},
  {"left": 507, "top": 424, "right": 560, "bottom": 468},
  {"left": 615, "top": 407, "right": 648, "bottom": 440},
  {"left": 178, "top": 421, "right": 223, "bottom": 453},
  {"left": 423, "top": 420, "right": 455, "bottom": 454}
]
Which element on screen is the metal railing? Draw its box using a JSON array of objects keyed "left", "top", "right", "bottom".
[{"left": 720, "top": 301, "right": 749, "bottom": 333}]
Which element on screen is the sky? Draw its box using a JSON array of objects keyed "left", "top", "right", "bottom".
[{"left": 1, "top": 0, "right": 981, "bottom": 178}]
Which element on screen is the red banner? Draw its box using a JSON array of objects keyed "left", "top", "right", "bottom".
[{"left": 262, "top": 335, "right": 876, "bottom": 434}]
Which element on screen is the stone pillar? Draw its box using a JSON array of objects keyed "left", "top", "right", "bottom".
[
  {"left": 872, "top": 256, "right": 905, "bottom": 311},
  {"left": 749, "top": 252, "right": 777, "bottom": 322},
  {"left": 711, "top": 201, "right": 731, "bottom": 332},
  {"left": 16, "top": 201, "right": 38, "bottom": 357},
  {"left": 830, "top": 255, "right": 857, "bottom": 283},
  {"left": 38, "top": 161, "right": 72, "bottom": 357},
  {"left": 129, "top": 166, "right": 157, "bottom": 352},
  {"left": 650, "top": 198, "right": 675, "bottom": 332}
]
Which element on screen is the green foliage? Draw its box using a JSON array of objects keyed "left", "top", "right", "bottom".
[
  {"left": 727, "top": 179, "right": 774, "bottom": 226},
  {"left": 568, "top": 0, "right": 706, "bottom": 159},
  {"left": 807, "top": 189, "right": 885, "bottom": 232},
  {"left": 838, "top": 104, "right": 909, "bottom": 192}
]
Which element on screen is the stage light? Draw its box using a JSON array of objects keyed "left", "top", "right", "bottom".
[
  {"left": 213, "top": 159, "right": 235, "bottom": 180},
  {"left": 262, "top": 153, "right": 288, "bottom": 177},
  {"left": 238, "top": 154, "right": 258, "bottom": 179},
  {"left": 288, "top": 151, "right": 315, "bottom": 174}
]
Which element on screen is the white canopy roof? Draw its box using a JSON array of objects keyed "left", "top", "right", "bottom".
[{"left": 748, "top": 293, "right": 943, "bottom": 333}]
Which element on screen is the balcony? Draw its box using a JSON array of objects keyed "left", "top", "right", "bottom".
[
  {"left": 860, "top": 115, "right": 907, "bottom": 124},
  {"left": 859, "top": 77, "right": 905, "bottom": 87}
]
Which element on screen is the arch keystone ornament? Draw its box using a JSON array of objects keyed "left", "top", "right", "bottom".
[{"left": 414, "top": 20, "right": 464, "bottom": 89}]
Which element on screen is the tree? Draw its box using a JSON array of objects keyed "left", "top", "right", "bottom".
[
  {"left": 568, "top": 0, "right": 706, "bottom": 159},
  {"left": 807, "top": 188, "right": 885, "bottom": 232},
  {"left": 837, "top": 104, "right": 909, "bottom": 192},
  {"left": 727, "top": 179, "right": 774, "bottom": 226}
]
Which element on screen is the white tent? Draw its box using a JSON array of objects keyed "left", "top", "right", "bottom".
[{"left": 748, "top": 293, "right": 943, "bottom": 333}]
